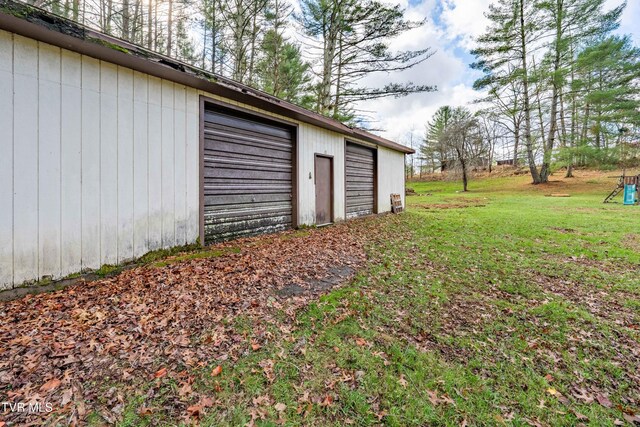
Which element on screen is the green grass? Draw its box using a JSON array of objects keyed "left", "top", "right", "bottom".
[{"left": 109, "top": 172, "right": 640, "bottom": 426}]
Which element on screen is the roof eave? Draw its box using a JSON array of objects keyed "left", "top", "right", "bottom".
[{"left": 0, "top": 0, "right": 415, "bottom": 154}]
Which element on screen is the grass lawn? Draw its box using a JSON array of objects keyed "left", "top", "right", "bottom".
[
  {"left": 4, "top": 170, "right": 639, "bottom": 426},
  {"left": 106, "top": 170, "right": 639, "bottom": 426}
]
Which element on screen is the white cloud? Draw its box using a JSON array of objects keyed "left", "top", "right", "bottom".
[
  {"left": 610, "top": 0, "right": 640, "bottom": 45},
  {"left": 355, "top": 0, "right": 488, "bottom": 141},
  {"left": 439, "top": 0, "right": 492, "bottom": 49}
]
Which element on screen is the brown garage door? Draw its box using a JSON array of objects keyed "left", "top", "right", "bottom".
[
  {"left": 345, "top": 142, "right": 375, "bottom": 218},
  {"left": 203, "top": 107, "right": 294, "bottom": 243}
]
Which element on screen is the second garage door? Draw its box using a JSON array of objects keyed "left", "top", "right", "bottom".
[
  {"left": 345, "top": 142, "right": 376, "bottom": 218},
  {"left": 202, "top": 106, "right": 294, "bottom": 243}
]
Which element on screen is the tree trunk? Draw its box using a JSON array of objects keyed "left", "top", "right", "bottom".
[
  {"left": 565, "top": 163, "right": 573, "bottom": 178},
  {"left": 72, "top": 0, "right": 79, "bottom": 21},
  {"left": 566, "top": 45, "right": 577, "bottom": 175},
  {"left": 166, "top": 0, "right": 174, "bottom": 56},
  {"left": 456, "top": 145, "right": 468, "bottom": 192},
  {"left": 153, "top": 0, "right": 158, "bottom": 51},
  {"left": 211, "top": 0, "right": 217, "bottom": 73},
  {"left": 518, "top": 0, "right": 541, "bottom": 184},
  {"left": 559, "top": 90, "right": 568, "bottom": 148},
  {"left": 147, "top": 0, "right": 152, "bottom": 49},
  {"left": 319, "top": 1, "right": 340, "bottom": 115},
  {"left": 538, "top": 0, "right": 563, "bottom": 183},
  {"left": 461, "top": 159, "right": 468, "bottom": 191},
  {"left": 248, "top": 11, "right": 258, "bottom": 85},
  {"left": 513, "top": 124, "right": 520, "bottom": 167},
  {"left": 122, "top": 0, "right": 130, "bottom": 40},
  {"left": 333, "top": 34, "right": 343, "bottom": 118}
]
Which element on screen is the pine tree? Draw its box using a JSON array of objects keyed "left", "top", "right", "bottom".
[
  {"left": 299, "top": 0, "right": 435, "bottom": 121},
  {"left": 535, "top": 0, "right": 624, "bottom": 181},
  {"left": 472, "top": 0, "right": 543, "bottom": 183}
]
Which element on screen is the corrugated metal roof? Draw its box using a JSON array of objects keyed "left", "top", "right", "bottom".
[{"left": 0, "top": 0, "right": 415, "bottom": 154}]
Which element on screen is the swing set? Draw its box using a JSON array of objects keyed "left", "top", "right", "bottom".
[{"left": 604, "top": 174, "right": 639, "bottom": 205}]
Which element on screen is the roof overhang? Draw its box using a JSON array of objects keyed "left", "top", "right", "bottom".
[{"left": 0, "top": 0, "right": 414, "bottom": 154}]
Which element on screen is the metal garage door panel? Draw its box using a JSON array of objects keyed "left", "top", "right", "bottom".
[
  {"left": 346, "top": 142, "right": 375, "bottom": 218},
  {"left": 203, "top": 109, "right": 293, "bottom": 243}
]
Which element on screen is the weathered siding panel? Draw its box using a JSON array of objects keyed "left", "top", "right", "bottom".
[
  {"left": 117, "top": 67, "right": 135, "bottom": 262},
  {"left": 12, "top": 35, "right": 39, "bottom": 285},
  {"left": 100, "top": 61, "right": 119, "bottom": 266},
  {"left": 161, "top": 80, "right": 176, "bottom": 248},
  {"left": 147, "top": 76, "right": 163, "bottom": 251},
  {"left": 38, "top": 42, "right": 62, "bottom": 279},
  {"left": 174, "top": 85, "right": 187, "bottom": 245},
  {"left": 377, "top": 146, "right": 406, "bottom": 213},
  {"left": 80, "top": 56, "right": 101, "bottom": 271},
  {"left": 133, "top": 71, "right": 149, "bottom": 258},
  {"left": 185, "top": 89, "right": 200, "bottom": 243},
  {"left": 0, "top": 30, "right": 13, "bottom": 288},
  {"left": 0, "top": 36, "right": 201, "bottom": 288},
  {"left": 60, "top": 49, "right": 82, "bottom": 276}
]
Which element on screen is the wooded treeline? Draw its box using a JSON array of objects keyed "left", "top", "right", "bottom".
[
  {"left": 419, "top": 0, "right": 639, "bottom": 185},
  {"left": 27, "top": 0, "right": 435, "bottom": 124}
]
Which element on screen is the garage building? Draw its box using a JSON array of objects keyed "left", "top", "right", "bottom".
[{"left": 0, "top": 1, "right": 412, "bottom": 289}]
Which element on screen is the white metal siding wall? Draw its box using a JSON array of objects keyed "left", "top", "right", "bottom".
[
  {"left": 297, "top": 125, "right": 345, "bottom": 225},
  {"left": 377, "top": 147, "right": 406, "bottom": 213},
  {"left": 0, "top": 31, "right": 200, "bottom": 289}
]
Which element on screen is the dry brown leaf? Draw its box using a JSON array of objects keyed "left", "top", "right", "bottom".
[
  {"left": 574, "top": 412, "right": 588, "bottom": 421},
  {"left": 187, "top": 404, "right": 203, "bottom": 417},
  {"left": 178, "top": 382, "right": 192, "bottom": 397},
  {"left": 427, "top": 390, "right": 439, "bottom": 406},
  {"left": 154, "top": 368, "right": 167, "bottom": 379},
  {"left": 60, "top": 389, "right": 73, "bottom": 406},
  {"left": 596, "top": 393, "right": 612, "bottom": 408},
  {"left": 40, "top": 378, "right": 62, "bottom": 392},
  {"left": 138, "top": 406, "right": 154, "bottom": 416},
  {"left": 274, "top": 403, "right": 286, "bottom": 412},
  {"left": 321, "top": 395, "right": 333, "bottom": 407},
  {"left": 211, "top": 365, "right": 223, "bottom": 377},
  {"left": 572, "top": 388, "right": 594, "bottom": 404},
  {"left": 398, "top": 375, "right": 408, "bottom": 388},
  {"left": 201, "top": 397, "right": 214, "bottom": 408}
]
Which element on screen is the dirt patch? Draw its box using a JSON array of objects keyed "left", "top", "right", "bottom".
[
  {"left": 548, "top": 227, "right": 578, "bottom": 234},
  {"left": 553, "top": 254, "right": 640, "bottom": 276},
  {"left": 418, "top": 199, "right": 487, "bottom": 210},
  {"left": 623, "top": 233, "right": 640, "bottom": 252},
  {"left": 421, "top": 203, "right": 486, "bottom": 210},
  {"left": 0, "top": 222, "right": 371, "bottom": 425},
  {"left": 277, "top": 264, "right": 357, "bottom": 297}
]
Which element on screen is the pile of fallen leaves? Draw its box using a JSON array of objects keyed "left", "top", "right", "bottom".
[{"left": 0, "top": 221, "right": 370, "bottom": 425}]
